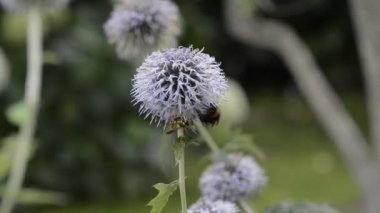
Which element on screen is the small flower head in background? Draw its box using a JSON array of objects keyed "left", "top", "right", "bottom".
[
  {"left": 104, "top": 0, "right": 181, "bottom": 62},
  {"left": 199, "top": 153, "right": 267, "bottom": 202},
  {"left": 0, "top": 0, "right": 70, "bottom": 11},
  {"left": 131, "top": 46, "right": 227, "bottom": 127},
  {"left": 188, "top": 198, "right": 239, "bottom": 213},
  {"left": 264, "top": 201, "right": 339, "bottom": 213}
]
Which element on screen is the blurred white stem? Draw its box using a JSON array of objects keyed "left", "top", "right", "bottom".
[
  {"left": 177, "top": 128, "right": 187, "bottom": 213},
  {"left": 223, "top": 0, "right": 380, "bottom": 212},
  {"left": 0, "top": 7, "right": 43, "bottom": 213},
  {"left": 348, "top": 0, "right": 380, "bottom": 158},
  {"left": 194, "top": 120, "right": 220, "bottom": 154},
  {"left": 239, "top": 199, "right": 254, "bottom": 213},
  {"left": 349, "top": 1, "right": 380, "bottom": 211},
  {"left": 224, "top": 0, "right": 371, "bottom": 194}
]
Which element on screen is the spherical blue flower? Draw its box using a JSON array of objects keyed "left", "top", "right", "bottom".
[
  {"left": 131, "top": 46, "right": 227, "bottom": 126},
  {"left": 200, "top": 153, "right": 267, "bottom": 202},
  {"left": 0, "top": 0, "right": 70, "bottom": 11},
  {"left": 104, "top": 0, "right": 181, "bottom": 62},
  {"left": 188, "top": 198, "right": 239, "bottom": 213}
]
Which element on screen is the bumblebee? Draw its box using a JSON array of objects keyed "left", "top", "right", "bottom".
[
  {"left": 198, "top": 106, "right": 221, "bottom": 126},
  {"left": 165, "top": 106, "right": 221, "bottom": 134}
]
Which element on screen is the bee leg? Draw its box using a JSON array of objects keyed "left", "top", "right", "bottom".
[{"left": 166, "top": 127, "right": 179, "bottom": 134}]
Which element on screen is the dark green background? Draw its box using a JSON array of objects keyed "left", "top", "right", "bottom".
[{"left": 0, "top": 0, "right": 362, "bottom": 212}]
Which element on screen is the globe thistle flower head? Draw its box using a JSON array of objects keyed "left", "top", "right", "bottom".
[
  {"left": 200, "top": 153, "right": 267, "bottom": 202},
  {"left": 131, "top": 47, "right": 227, "bottom": 127},
  {"left": 188, "top": 198, "right": 239, "bottom": 213},
  {"left": 104, "top": 0, "right": 181, "bottom": 62},
  {"left": 0, "top": 0, "right": 70, "bottom": 12}
]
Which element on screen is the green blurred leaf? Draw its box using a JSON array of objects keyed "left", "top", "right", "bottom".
[
  {"left": 236, "top": 0, "right": 257, "bottom": 16},
  {"left": 1, "top": 14, "right": 27, "bottom": 44},
  {"left": 208, "top": 125, "right": 264, "bottom": 160},
  {"left": 223, "top": 134, "right": 265, "bottom": 160},
  {"left": 0, "top": 135, "right": 16, "bottom": 179},
  {"left": 0, "top": 187, "right": 68, "bottom": 206},
  {"left": 6, "top": 102, "right": 33, "bottom": 126},
  {"left": 264, "top": 201, "right": 340, "bottom": 213},
  {"left": 0, "top": 135, "right": 37, "bottom": 180},
  {"left": 43, "top": 51, "right": 61, "bottom": 64},
  {"left": 147, "top": 180, "right": 179, "bottom": 213}
]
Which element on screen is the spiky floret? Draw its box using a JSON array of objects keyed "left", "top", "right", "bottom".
[
  {"left": 104, "top": 0, "right": 181, "bottom": 62},
  {"left": 131, "top": 46, "right": 227, "bottom": 126},
  {"left": 188, "top": 198, "right": 239, "bottom": 213},
  {"left": 199, "top": 153, "right": 267, "bottom": 202},
  {"left": 0, "top": 0, "right": 69, "bottom": 11}
]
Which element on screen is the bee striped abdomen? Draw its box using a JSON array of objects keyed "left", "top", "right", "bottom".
[{"left": 199, "top": 106, "right": 221, "bottom": 126}]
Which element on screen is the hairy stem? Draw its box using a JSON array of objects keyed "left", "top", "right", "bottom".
[
  {"left": 194, "top": 120, "right": 220, "bottom": 154},
  {"left": 0, "top": 7, "right": 43, "bottom": 213},
  {"left": 177, "top": 128, "right": 187, "bottom": 213},
  {"left": 239, "top": 199, "right": 255, "bottom": 213}
]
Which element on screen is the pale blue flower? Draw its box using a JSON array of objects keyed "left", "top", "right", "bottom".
[
  {"left": 131, "top": 46, "right": 227, "bottom": 126},
  {"left": 188, "top": 198, "right": 239, "bottom": 213},
  {"left": 104, "top": 0, "right": 181, "bottom": 62},
  {"left": 200, "top": 153, "right": 267, "bottom": 202}
]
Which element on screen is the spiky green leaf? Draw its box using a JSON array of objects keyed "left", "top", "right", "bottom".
[{"left": 147, "top": 180, "right": 179, "bottom": 213}]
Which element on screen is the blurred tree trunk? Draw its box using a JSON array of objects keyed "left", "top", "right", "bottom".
[{"left": 223, "top": 0, "right": 380, "bottom": 212}]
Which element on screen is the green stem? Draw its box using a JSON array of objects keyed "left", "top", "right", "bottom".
[
  {"left": 177, "top": 128, "right": 187, "bottom": 213},
  {"left": 194, "top": 119, "right": 220, "bottom": 154},
  {"left": 0, "top": 7, "right": 43, "bottom": 213},
  {"left": 239, "top": 199, "right": 255, "bottom": 213},
  {"left": 0, "top": 47, "right": 10, "bottom": 92}
]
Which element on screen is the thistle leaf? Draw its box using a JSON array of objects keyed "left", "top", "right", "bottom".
[{"left": 147, "top": 180, "right": 179, "bottom": 213}]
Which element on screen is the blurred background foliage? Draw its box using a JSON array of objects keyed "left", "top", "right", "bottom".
[{"left": 0, "top": 0, "right": 363, "bottom": 212}]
